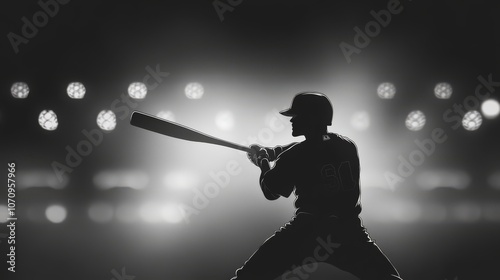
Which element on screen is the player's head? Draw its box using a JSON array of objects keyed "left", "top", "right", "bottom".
[{"left": 280, "top": 92, "right": 333, "bottom": 137}]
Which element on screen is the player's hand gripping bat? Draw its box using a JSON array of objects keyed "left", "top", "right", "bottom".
[{"left": 130, "top": 111, "right": 254, "bottom": 153}]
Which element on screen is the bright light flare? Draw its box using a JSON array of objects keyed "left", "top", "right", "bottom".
[
  {"left": 405, "top": 110, "right": 426, "bottom": 131},
  {"left": 67, "top": 82, "right": 86, "bottom": 99},
  {"left": 350, "top": 111, "right": 370, "bottom": 131},
  {"left": 45, "top": 205, "right": 67, "bottom": 223},
  {"left": 161, "top": 203, "right": 185, "bottom": 223},
  {"left": 377, "top": 82, "right": 396, "bottom": 99},
  {"left": 434, "top": 82, "right": 452, "bottom": 99},
  {"left": 157, "top": 110, "right": 176, "bottom": 122},
  {"left": 163, "top": 171, "right": 199, "bottom": 190},
  {"left": 38, "top": 110, "right": 59, "bottom": 131},
  {"left": 462, "top": 110, "right": 482, "bottom": 131},
  {"left": 97, "top": 110, "right": 117, "bottom": 131},
  {"left": 215, "top": 110, "right": 235, "bottom": 130},
  {"left": 185, "top": 82, "right": 204, "bottom": 99},
  {"left": 481, "top": 99, "right": 500, "bottom": 119},
  {"left": 128, "top": 82, "right": 148, "bottom": 99},
  {"left": 139, "top": 203, "right": 163, "bottom": 223},
  {"left": 11, "top": 82, "right": 30, "bottom": 98}
]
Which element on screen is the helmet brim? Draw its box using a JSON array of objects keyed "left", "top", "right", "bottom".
[{"left": 279, "top": 108, "right": 296, "bottom": 117}]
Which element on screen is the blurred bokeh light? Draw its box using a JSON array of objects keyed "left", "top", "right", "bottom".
[
  {"left": 434, "top": 82, "right": 453, "bottom": 99},
  {"left": 97, "top": 110, "right": 117, "bottom": 131},
  {"left": 45, "top": 205, "right": 67, "bottom": 223},
  {"left": 185, "top": 82, "right": 204, "bottom": 99},
  {"left": 38, "top": 110, "right": 59, "bottom": 131},
  {"left": 67, "top": 82, "right": 86, "bottom": 99},
  {"left": 481, "top": 99, "right": 500, "bottom": 119},
  {"left": 11, "top": 82, "right": 30, "bottom": 98},
  {"left": 377, "top": 82, "right": 396, "bottom": 99},
  {"left": 128, "top": 82, "right": 148, "bottom": 99},
  {"left": 462, "top": 110, "right": 482, "bottom": 131},
  {"left": 405, "top": 110, "right": 426, "bottom": 131}
]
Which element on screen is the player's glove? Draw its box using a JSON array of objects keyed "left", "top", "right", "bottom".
[{"left": 248, "top": 144, "right": 270, "bottom": 167}]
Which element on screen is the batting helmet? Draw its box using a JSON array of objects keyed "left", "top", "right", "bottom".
[{"left": 280, "top": 92, "right": 333, "bottom": 125}]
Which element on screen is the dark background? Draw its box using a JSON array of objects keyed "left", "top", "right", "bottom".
[{"left": 1, "top": 0, "right": 500, "bottom": 279}]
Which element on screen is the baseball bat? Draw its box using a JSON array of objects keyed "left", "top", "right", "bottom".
[{"left": 130, "top": 111, "right": 253, "bottom": 153}]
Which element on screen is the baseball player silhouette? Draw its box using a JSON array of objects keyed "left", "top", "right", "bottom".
[{"left": 231, "top": 92, "right": 402, "bottom": 280}]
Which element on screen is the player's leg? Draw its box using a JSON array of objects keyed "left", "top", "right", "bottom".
[
  {"left": 231, "top": 214, "right": 317, "bottom": 280},
  {"left": 315, "top": 217, "right": 402, "bottom": 280},
  {"left": 331, "top": 239, "right": 402, "bottom": 280}
]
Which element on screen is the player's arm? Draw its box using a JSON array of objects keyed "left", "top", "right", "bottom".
[
  {"left": 248, "top": 144, "right": 295, "bottom": 200},
  {"left": 257, "top": 157, "right": 280, "bottom": 200},
  {"left": 258, "top": 148, "right": 295, "bottom": 200},
  {"left": 248, "top": 145, "right": 294, "bottom": 200}
]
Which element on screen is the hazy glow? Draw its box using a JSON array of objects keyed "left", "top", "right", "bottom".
[
  {"left": 157, "top": 110, "right": 176, "bottom": 122},
  {"left": 462, "top": 110, "right": 482, "bottom": 131},
  {"left": 350, "top": 111, "right": 370, "bottom": 131},
  {"left": 0, "top": 205, "right": 8, "bottom": 223},
  {"left": 405, "top": 110, "right": 426, "bottom": 131},
  {"left": 389, "top": 201, "right": 422, "bottom": 223},
  {"left": 452, "top": 203, "right": 481, "bottom": 222},
  {"left": 215, "top": 110, "right": 235, "bottom": 130},
  {"left": 97, "top": 110, "right": 117, "bottom": 131},
  {"left": 18, "top": 170, "right": 68, "bottom": 189},
  {"left": 185, "top": 82, "right": 204, "bottom": 99},
  {"left": 116, "top": 204, "right": 139, "bottom": 223},
  {"left": 481, "top": 99, "right": 500, "bottom": 119},
  {"left": 163, "top": 171, "right": 199, "bottom": 190},
  {"left": 38, "top": 110, "right": 59, "bottom": 131},
  {"left": 45, "top": 205, "right": 67, "bottom": 223},
  {"left": 139, "top": 203, "right": 163, "bottom": 223},
  {"left": 88, "top": 202, "right": 114, "bottom": 223},
  {"left": 67, "top": 82, "right": 86, "bottom": 99},
  {"left": 416, "top": 170, "right": 470, "bottom": 190},
  {"left": 27, "top": 207, "right": 46, "bottom": 222},
  {"left": 11, "top": 82, "right": 30, "bottom": 98},
  {"left": 488, "top": 171, "right": 500, "bottom": 190},
  {"left": 377, "top": 82, "right": 396, "bottom": 99},
  {"left": 483, "top": 203, "right": 500, "bottom": 222},
  {"left": 93, "top": 170, "right": 149, "bottom": 190},
  {"left": 421, "top": 204, "right": 447, "bottom": 223},
  {"left": 161, "top": 203, "right": 185, "bottom": 223},
  {"left": 434, "top": 82, "right": 452, "bottom": 99},
  {"left": 128, "top": 82, "right": 148, "bottom": 99}
]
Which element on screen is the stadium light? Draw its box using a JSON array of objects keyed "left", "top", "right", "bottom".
[
  {"left": 405, "top": 110, "right": 426, "bottom": 131},
  {"left": 38, "top": 110, "right": 59, "bottom": 131}
]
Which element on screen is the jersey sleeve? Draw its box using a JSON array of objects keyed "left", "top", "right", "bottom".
[
  {"left": 265, "top": 142, "right": 297, "bottom": 161},
  {"left": 262, "top": 147, "right": 296, "bottom": 198}
]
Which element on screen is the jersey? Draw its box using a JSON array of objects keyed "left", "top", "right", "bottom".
[{"left": 263, "top": 133, "right": 362, "bottom": 218}]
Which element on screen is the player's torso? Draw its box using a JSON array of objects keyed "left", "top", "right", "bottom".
[{"left": 288, "top": 134, "right": 361, "bottom": 217}]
